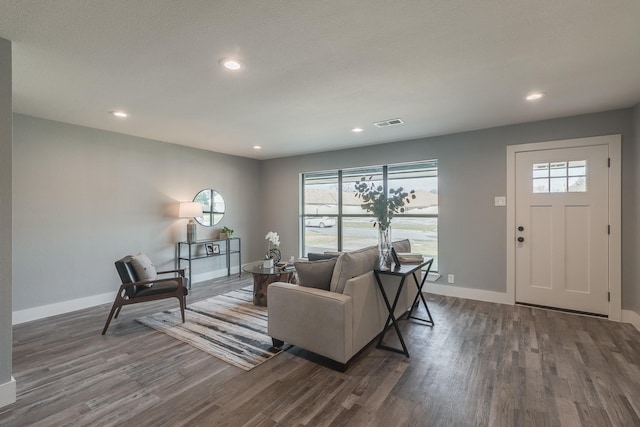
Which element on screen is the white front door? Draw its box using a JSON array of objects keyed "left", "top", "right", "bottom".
[{"left": 514, "top": 144, "right": 609, "bottom": 315}]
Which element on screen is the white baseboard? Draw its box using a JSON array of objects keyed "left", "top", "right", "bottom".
[
  {"left": 622, "top": 309, "right": 640, "bottom": 331},
  {"left": 424, "top": 282, "right": 512, "bottom": 305},
  {"left": 12, "top": 267, "right": 241, "bottom": 325},
  {"left": 0, "top": 377, "right": 16, "bottom": 408},
  {"left": 13, "top": 292, "right": 116, "bottom": 325}
]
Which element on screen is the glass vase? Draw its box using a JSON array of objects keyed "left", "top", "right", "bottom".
[{"left": 378, "top": 226, "right": 392, "bottom": 270}]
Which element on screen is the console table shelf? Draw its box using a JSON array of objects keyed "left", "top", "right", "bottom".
[{"left": 177, "top": 237, "right": 241, "bottom": 288}]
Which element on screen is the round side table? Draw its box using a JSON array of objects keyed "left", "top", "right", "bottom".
[{"left": 242, "top": 261, "right": 296, "bottom": 306}]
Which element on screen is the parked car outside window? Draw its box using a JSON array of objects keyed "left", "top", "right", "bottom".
[{"left": 304, "top": 217, "right": 336, "bottom": 228}]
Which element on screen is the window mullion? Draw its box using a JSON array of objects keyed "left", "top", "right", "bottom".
[
  {"left": 338, "top": 170, "right": 343, "bottom": 251},
  {"left": 383, "top": 165, "right": 388, "bottom": 195},
  {"left": 300, "top": 173, "right": 306, "bottom": 257}
]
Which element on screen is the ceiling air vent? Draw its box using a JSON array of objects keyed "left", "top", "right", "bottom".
[{"left": 374, "top": 118, "right": 404, "bottom": 128}]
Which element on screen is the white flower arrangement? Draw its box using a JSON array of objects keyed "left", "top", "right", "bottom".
[
  {"left": 264, "top": 231, "right": 281, "bottom": 263},
  {"left": 265, "top": 231, "right": 280, "bottom": 248}
]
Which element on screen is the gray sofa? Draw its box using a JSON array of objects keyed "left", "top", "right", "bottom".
[{"left": 267, "top": 240, "right": 420, "bottom": 367}]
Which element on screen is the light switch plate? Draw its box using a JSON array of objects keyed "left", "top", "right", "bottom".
[{"left": 495, "top": 196, "right": 506, "bottom": 206}]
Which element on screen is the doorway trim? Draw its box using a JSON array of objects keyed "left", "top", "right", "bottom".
[{"left": 506, "top": 135, "right": 621, "bottom": 320}]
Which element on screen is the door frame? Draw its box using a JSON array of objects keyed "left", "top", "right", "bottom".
[{"left": 506, "top": 135, "right": 621, "bottom": 320}]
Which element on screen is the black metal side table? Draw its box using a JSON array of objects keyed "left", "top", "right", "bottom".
[{"left": 374, "top": 257, "right": 434, "bottom": 357}]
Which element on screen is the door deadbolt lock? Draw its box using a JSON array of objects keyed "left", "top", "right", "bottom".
[
  {"left": 517, "top": 237, "right": 524, "bottom": 243},
  {"left": 517, "top": 226, "right": 524, "bottom": 232}
]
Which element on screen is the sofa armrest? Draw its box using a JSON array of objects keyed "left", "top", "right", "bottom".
[{"left": 268, "top": 282, "right": 353, "bottom": 364}]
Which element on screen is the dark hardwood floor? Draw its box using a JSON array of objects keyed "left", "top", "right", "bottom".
[{"left": 2, "top": 274, "right": 640, "bottom": 426}]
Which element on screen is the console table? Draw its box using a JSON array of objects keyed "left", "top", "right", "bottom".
[
  {"left": 176, "top": 237, "right": 241, "bottom": 288},
  {"left": 374, "top": 257, "right": 434, "bottom": 357}
]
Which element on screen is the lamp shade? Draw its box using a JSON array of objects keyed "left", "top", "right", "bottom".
[{"left": 178, "top": 202, "right": 203, "bottom": 218}]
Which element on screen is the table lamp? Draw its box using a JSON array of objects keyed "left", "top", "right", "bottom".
[{"left": 179, "top": 202, "right": 203, "bottom": 243}]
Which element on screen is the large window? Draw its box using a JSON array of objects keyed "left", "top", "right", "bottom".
[{"left": 301, "top": 160, "right": 438, "bottom": 269}]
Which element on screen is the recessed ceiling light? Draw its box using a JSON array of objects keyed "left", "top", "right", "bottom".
[
  {"left": 351, "top": 127, "right": 364, "bottom": 133},
  {"left": 253, "top": 145, "right": 262, "bottom": 150},
  {"left": 525, "top": 92, "right": 545, "bottom": 101},
  {"left": 110, "top": 111, "right": 128, "bottom": 118},
  {"left": 220, "top": 58, "right": 243, "bottom": 71}
]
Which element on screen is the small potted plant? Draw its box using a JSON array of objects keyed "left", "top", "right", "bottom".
[{"left": 220, "top": 226, "right": 234, "bottom": 240}]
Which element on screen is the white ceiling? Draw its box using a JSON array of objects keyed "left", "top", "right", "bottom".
[{"left": 1, "top": 1, "right": 639, "bottom": 160}]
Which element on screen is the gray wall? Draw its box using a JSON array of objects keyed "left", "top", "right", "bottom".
[
  {"left": 261, "top": 109, "right": 636, "bottom": 306},
  {"left": 8, "top": 100, "right": 639, "bottom": 317},
  {"left": 0, "top": 38, "right": 12, "bottom": 387},
  {"left": 12, "top": 114, "right": 261, "bottom": 311}
]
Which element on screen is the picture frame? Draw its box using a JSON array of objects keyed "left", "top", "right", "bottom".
[
  {"left": 391, "top": 247, "right": 401, "bottom": 268},
  {"left": 205, "top": 243, "right": 215, "bottom": 255},
  {"left": 212, "top": 244, "right": 220, "bottom": 254}
]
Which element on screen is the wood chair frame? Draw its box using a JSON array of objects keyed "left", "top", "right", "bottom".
[{"left": 102, "top": 268, "right": 187, "bottom": 335}]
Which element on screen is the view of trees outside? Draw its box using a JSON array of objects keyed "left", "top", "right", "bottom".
[{"left": 302, "top": 161, "right": 439, "bottom": 270}]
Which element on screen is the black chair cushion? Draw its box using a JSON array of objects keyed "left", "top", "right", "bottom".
[
  {"left": 133, "top": 281, "right": 185, "bottom": 298},
  {"left": 115, "top": 256, "right": 138, "bottom": 282},
  {"left": 115, "top": 255, "right": 140, "bottom": 298}
]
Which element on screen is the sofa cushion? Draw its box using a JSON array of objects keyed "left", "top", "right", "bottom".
[
  {"left": 330, "top": 245, "right": 378, "bottom": 294},
  {"left": 131, "top": 252, "right": 157, "bottom": 286},
  {"left": 307, "top": 252, "right": 340, "bottom": 261},
  {"left": 295, "top": 258, "right": 338, "bottom": 290},
  {"left": 392, "top": 239, "right": 411, "bottom": 253}
]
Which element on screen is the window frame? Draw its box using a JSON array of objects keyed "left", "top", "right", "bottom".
[{"left": 301, "top": 160, "right": 438, "bottom": 267}]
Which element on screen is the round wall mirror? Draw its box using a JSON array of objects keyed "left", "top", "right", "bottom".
[{"left": 193, "top": 189, "right": 225, "bottom": 226}]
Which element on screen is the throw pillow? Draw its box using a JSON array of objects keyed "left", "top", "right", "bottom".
[
  {"left": 329, "top": 245, "right": 378, "bottom": 294},
  {"left": 294, "top": 258, "right": 337, "bottom": 290},
  {"left": 392, "top": 239, "right": 411, "bottom": 253},
  {"left": 131, "top": 252, "right": 157, "bottom": 287},
  {"left": 307, "top": 252, "right": 339, "bottom": 261}
]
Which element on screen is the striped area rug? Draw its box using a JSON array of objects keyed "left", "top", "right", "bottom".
[{"left": 136, "top": 286, "right": 284, "bottom": 371}]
